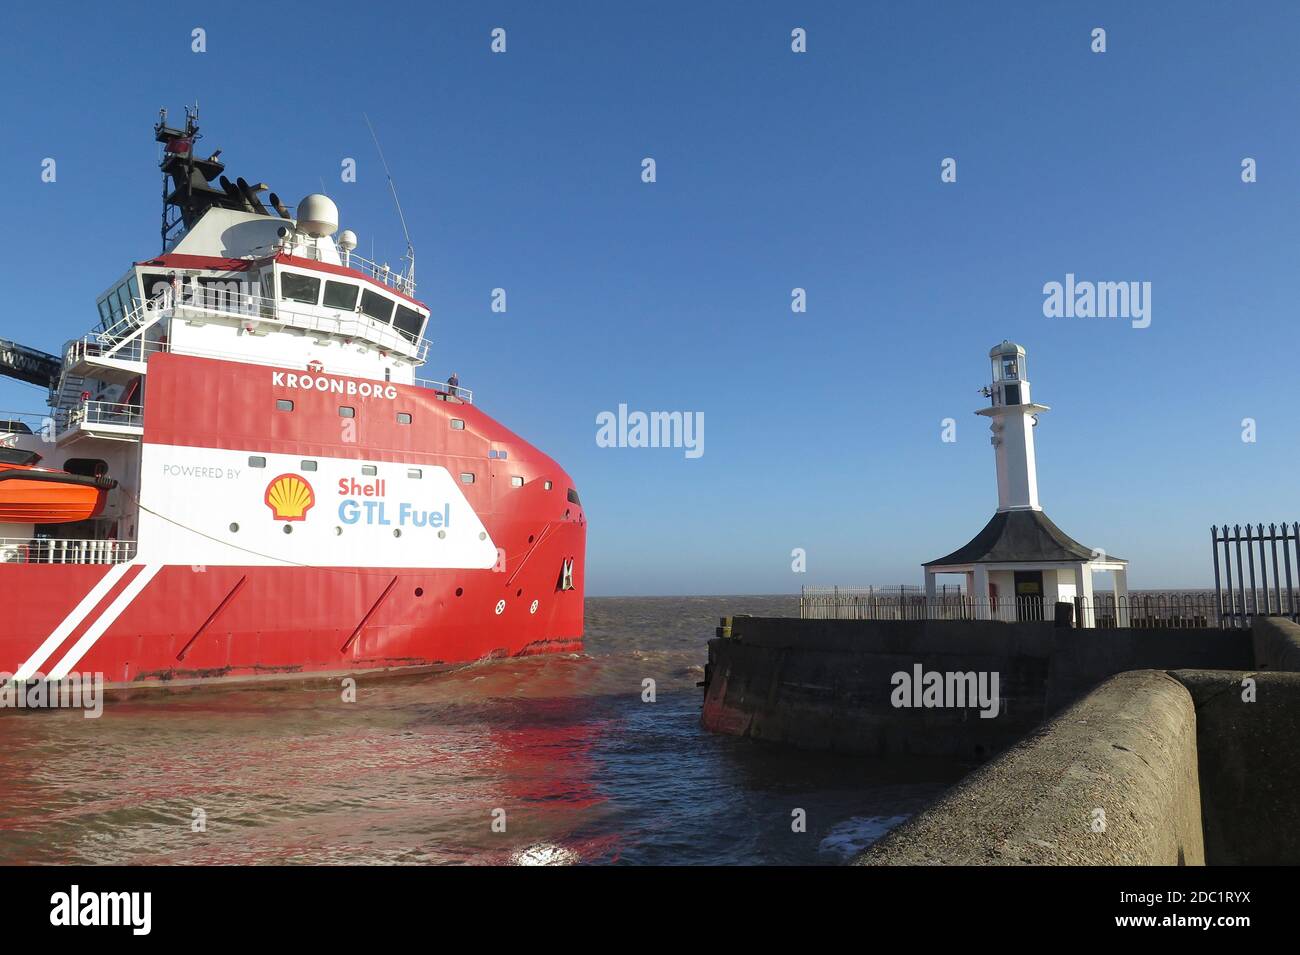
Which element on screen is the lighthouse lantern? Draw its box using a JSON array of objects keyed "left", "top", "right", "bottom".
[{"left": 990, "top": 341, "right": 1028, "bottom": 407}]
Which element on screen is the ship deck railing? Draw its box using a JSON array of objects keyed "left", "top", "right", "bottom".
[
  {"left": 188, "top": 293, "right": 430, "bottom": 363},
  {"left": 62, "top": 333, "right": 464, "bottom": 410},
  {"left": 414, "top": 378, "right": 473, "bottom": 404},
  {"left": 272, "top": 242, "right": 416, "bottom": 296},
  {"left": 57, "top": 400, "right": 144, "bottom": 433},
  {"left": 1, "top": 538, "right": 136, "bottom": 565},
  {"left": 69, "top": 290, "right": 431, "bottom": 370},
  {"left": 0, "top": 410, "right": 53, "bottom": 436}
]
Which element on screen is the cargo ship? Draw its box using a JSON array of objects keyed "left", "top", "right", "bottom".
[{"left": 0, "top": 108, "right": 585, "bottom": 687}]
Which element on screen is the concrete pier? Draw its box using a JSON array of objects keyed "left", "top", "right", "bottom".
[
  {"left": 703, "top": 614, "right": 1300, "bottom": 865},
  {"left": 857, "top": 667, "right": 1300, "bottom": 865},
  {"left": 702, "top": 615, "right": 1249, "bottom": 759},
  {"left": 857, "top": 669, "right": 1206, "bottom": 865}
]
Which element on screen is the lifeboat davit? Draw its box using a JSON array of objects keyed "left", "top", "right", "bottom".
[{"left": 0, "top": 449, "right": 116, "bottom": 524}]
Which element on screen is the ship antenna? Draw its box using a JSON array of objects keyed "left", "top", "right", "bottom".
[{"left": 363, "top": 113, "right": 416, "bottom": 292}]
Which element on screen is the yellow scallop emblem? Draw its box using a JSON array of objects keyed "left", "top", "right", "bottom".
[{"left": 264, "top": 473, "right": 316, "bottom": 521}]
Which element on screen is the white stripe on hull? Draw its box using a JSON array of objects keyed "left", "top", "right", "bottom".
[
  {"left": 47, "top": 564, "right": 163, "bottom": 680},
  {"left": 13, "top": 562, "right": 135, "bottom": 680}
]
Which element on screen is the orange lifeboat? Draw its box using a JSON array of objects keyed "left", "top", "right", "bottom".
[{"left": 0, "top": 449, "right": 116, "bottom": 524}]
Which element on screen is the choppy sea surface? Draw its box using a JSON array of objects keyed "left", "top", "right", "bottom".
[{"left": 0, "top": 596, "right": 961, "bottom": 865}]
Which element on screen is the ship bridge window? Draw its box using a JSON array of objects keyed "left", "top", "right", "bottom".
[
  {"left": 338, "top": 406, "right": 355, "bottom": 418},
  {"left": 360, "top": 288, "right": 395, "bottom": 324},
  {"left": 281, "top": 272, "right": 321, "bottom": 305},
  {"left": 142, "top": 273, "right": 172, "bottom": 300},
  {"left": 460, "top": 472, "right": 475, "bottom": 484},
  {"left": 396, "top": 412, "right": 412, "bottom": 425},
  {"left": 99, "top": 292, "right": 122, "bottom": 325},
  {"left": 323, "top": 281, "right": 360, "bottom": 311},
  {"left": 544, "top": 480, "right": 553, "bottom": 491},
  {"left": 301, "top": 460, "right": 318, "bottom": 471},
  {"left": 248, "top": 456, "right": 266, "bottom": 468},
  {"left": 393, "top": 305, "right": 423, "bottom": 342},
  {"left": 511, "top": 476, "right": 524, "bottom": 488},
  {"left": 362, "top": 465, "right": 377, "bottom": 476},
  {"left": 567, "top": 488, "right": 581, "bottom": 505},
  {"left": 276, "top": 399, "right": 294, "bottom": 412},
  {"left": 407, "top": 468, "right": 422, "bottom": 479},
  {"left": 112, "top": 285, "right": 133, "bottom": 321},
  {"left": 450, "top": 419, "right": 465, "bottom": 431}
]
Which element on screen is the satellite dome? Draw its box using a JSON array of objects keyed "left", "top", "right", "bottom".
[
  {"left": 337, "top": 229, "right": 358, "bottom": 252},
  {"left": 296, "top": 194, "right": 339, "bottom": 238}
]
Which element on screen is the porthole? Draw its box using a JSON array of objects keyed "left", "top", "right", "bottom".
[
  {"left": 414, "top": 587, "right": 424, "bottom": 597},
  {"left": 478, "top": 531, "right": 487, "bottom": 540},
  {"left": 282, "top": 524, "right": 293, "bottom": 535},
  {"left": 455, "top": 587, "right": 463, "bottom": 597},
  {"left": 528, "top": 535, "right": 534, "bottom": 543},
  {"left": 334, "top": 527, "right": 343, "bottom": 536},
  {"left": 494, "top": 599, "right": 506, "bottom": 615},
  {"left": 229, "top": 522, "right": 240, "bottom": 533},
  {"left": 393, "top": 528, "right": 402, "bottom": 538},
  {"left": 516, "top": 588, "right": 522, "bottom": 597},
  {"left": 438, "top": 529, "right": 446, "bottom": 539},
  {"left": 529, "top": 600, "right": 539, "bottom": 614}
]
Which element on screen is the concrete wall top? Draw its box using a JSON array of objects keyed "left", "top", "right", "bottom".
[
  {"left": 730, "top": 616, "right": 1056, "bottom": 657},
  {"left": 856, "top": 670, "right": 1203, "bottom": 866},
  {"left": 1252, "top": 617, "right": 1300, "bottom": 671}
]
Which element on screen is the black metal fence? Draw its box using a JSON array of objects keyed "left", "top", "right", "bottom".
[
  {"left": 1212, "top": 523, "right": 1300, "bottom": 627},
  {"left": 800, "top": 587, "right": 1226, "bottom": 629}
]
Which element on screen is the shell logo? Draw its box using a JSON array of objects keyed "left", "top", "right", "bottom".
[{"left": 265, "top": 473, "right": 316, "bottom": 521}]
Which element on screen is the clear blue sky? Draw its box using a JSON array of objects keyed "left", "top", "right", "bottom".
[{"left": 1, "top": 2, "right": 1296, "bottom": 595}]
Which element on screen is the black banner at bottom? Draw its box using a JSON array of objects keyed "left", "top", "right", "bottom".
[{"left": 0, "top": 864, "right": 1284, "bottom": 941}]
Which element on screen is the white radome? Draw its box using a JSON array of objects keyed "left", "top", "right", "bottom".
[
  {"left": 337, "top": 229, "right": 358, "bottom": 252},
  {"left": 296, "top": 194, "right": 340, "bottom": 237}
]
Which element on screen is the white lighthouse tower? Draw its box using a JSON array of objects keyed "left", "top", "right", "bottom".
[
  {"left": 977, "top": 341, "right": 1047, "bottom": 512},
  {"left": 922, "top": 341, "right": 1129, "bottom": 626}
]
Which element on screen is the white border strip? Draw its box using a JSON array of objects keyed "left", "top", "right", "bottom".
[{"left": 13, "top": 562, "right": 135, "bottom": 681}]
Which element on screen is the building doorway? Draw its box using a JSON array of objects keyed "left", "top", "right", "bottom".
[{"left": 1014, "top": 571, "right": 1044, "bottom": 621}]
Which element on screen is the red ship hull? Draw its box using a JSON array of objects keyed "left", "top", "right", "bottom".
[
  {"left": 0, "top": 546, "right": 584, "bottom": 688},
  {"left": 0, "top": 353, "right": 586, "bottom": 688}
]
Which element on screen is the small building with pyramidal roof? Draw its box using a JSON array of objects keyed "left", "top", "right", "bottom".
[{"left": 923, "top": 342, "right": 1127, "bottom": 625}]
